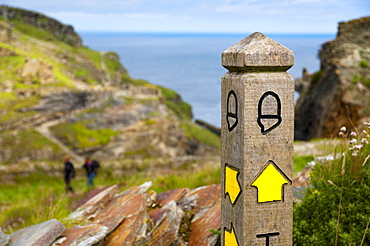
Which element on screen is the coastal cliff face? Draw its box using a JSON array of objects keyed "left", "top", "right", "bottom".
[
  {"left": 0, "top": 6, "right": 220, "bottom": 165},
  {"left": 1, "top": 6, "right": 82, "bottom": 46},
  {"left": 295, "top": 17, "right": 370, "bottom": 140}
]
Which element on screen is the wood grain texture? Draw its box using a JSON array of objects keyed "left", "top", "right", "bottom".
[{"left": 221, "top": 32, "right": 294, "bottom": 246}]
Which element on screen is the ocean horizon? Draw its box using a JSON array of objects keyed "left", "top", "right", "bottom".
[{"left": 80, "top": 32, "right": 336, "bottom": 127}]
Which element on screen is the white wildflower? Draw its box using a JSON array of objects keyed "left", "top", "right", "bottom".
[
  {"left": 354, "top": 144, "right": 363, "bottom": 150},
  {"left": 352, "top": 150, "right": 358, "bottom": 156},
  {"left": 338, "top": 132, "right": 344, "bottom": 137},
  {"left": 349, "top": 139, "right": 357, "bottom": 144},
  {"left": 362, "top": 138, "right": 369, "bottom": 144},
  {"left": 350, "top": 131, "right": 357, "bottom": 137},
  {"left": 340, "top": 126, "right": 347, "bottom": 132}
]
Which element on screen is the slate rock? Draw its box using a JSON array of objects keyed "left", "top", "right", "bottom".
[
  {"left": 66, "top": 185, "right": 118, "bottom": 223},
  {"left": 52, "top": 224, "right": 109, "bottom": 246},
  {"left": 156, "top": 188, "right": 188, "bottom": 206},
  {"left": 185, "top": 184, "right": 220, "bottom": 215},
  {"left": 102, "top": 193, "right": 148, "bottom": 246},
  {"left": 147, "top": 201, "right": 184, "bottom": 246},
  {"left": 9, "top": 219, "right": 65, "bottom": 246},
  {"left": 189, "top": 200, "right": 221, "bottom": 246},
  {"left": 92, "top": 189, "right": 147, "bottom": 234},
  {"left": 0, "top": 228, "right": 9, "bottom": 246}
]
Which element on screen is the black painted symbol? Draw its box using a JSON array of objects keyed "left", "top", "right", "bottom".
[
  {"left": 257, "top": 91, "right": 282, "bottom": 135},
  {"left": 256, "top": 232, "right": 280, "bottom": 246},
  {"left": 226, "top": 90, "right": 238, "bottom": 132}
]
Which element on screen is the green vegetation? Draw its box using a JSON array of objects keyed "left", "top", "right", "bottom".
[
  {"left": 180, "top": 121, "right": 220, "bottom": 148},
  {"left": 359, "top": 60, "right": 369, "bottom": 68},
  {"left": 157, "top": 85, "right": 193, "bottom": 120},
  {"left": 0, "top": 173, "right": 73, "bottom": 233},
  {"left": 0, "top": 159, "right": 220, "bottom": 233},
  {"left": 293, "top": 155, "right": 314, "bottom": 176},
  {"left": 352, "top": 74, "right": 362, "bottom": 84},
  {"left": 0, "top": 55, "right": 25, "bottom": 82},
  {"left": 11, "top": 20, "right": 57, "bottom": 43},
  {"left": 0, "top": 130, "right": 64, "bottom": 164},
  {"left": 166, "top": 101, "right": 193, "bottom": 120},
  {"left": 0, "top": 94, "right": 40, "bottom": 126},
  {"left": 352, "top": 60, "right": 370, "bottom": 88},
  {"left": 311, "top": 70, "right": 324, "bottom": 84},
  {"left": 294, "top": 126, "right": 370, "bottom": 245},
  {"left": 103, "top": 52, "right": 124, "bottom": 77},
  {"left": 50, "top": 123, "right": 118, "bottom": 149},
  {"left": 158, "top": 85, "right": 179, "bottom": 100},
  {"left": 77, "top": 47, "right": 102, "bottom": 70}
]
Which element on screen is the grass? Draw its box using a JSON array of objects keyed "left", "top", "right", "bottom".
[
  {"left": 0, "top": 55, "right": 25, "bottom": 82},
  {"left": 156, "top": 85, "right": 193, "bottom": 120},
  {"left": 103, "top": 52, "right": 124, "bottom": 77},
  {"left": 0, "top": 173, "right": 72, "bottom": 233},
  {"left": 77, "top": 47, "right": 102, "bottom": 70},
  {"left": 166, "top": 101, "right": 193, "bottom": 120},
  {"left": 50, "top": 123, "right": 119, "bottom": 149},
  {"left": 294, "top": 155, "right": 314, "bottom": 176},
  {"left": 0, "top": 139, "right": 323, "bottom": 234},
  {"left": 0, "top": 159, "right": 220, "bottom": 233},
  {"left": 11, "top": 20, "right": 57, "bottom": 43},
  {"left": 0, "top": 95, "right": 40, "bottom": 127},
  {"left": 0, "top": 130, "right": 64, "bottom": 164},
  {"left": 180, "top": 121, "right": 221, "bottom": 148},
  {"left": 294, "top": 125, "right": 370, "bottom": 245}
]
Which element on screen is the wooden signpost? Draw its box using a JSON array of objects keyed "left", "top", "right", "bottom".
[{"left": 221, "top": 32, "right": 294, "bottom": 245}]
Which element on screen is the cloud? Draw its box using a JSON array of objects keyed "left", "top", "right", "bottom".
[
  {"left": 4, "top": 0, "right": 370, "bottom": 33},
  {"left": 49, "top": 11, "right": 168, "bottom": 20}
]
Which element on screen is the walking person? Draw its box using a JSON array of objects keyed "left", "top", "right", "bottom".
[
  {"left": 63, "top": 155, "right": 75, "bottom": 193},
  {"left": 82, "top": 157, "right": 100, "bottom": 188}
]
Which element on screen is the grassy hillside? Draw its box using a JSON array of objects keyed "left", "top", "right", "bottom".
[{"left": 0, "top": 6, "right": 220, "bottom": 165}]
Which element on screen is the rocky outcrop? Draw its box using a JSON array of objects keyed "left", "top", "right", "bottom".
[
  {"left": 0, "top": 7, "right": 220, "bottom": 164},
  {"left": 0, "top": 6, "right": 82, "bottom": 47},
  {"left": 295, "top": 17, "right": 370, "bottom": 140},
  {"left": 2, "top": 183, "right": 221, "bottom": 246},
  {"left": 8, "top": 219, "right": 65, "bottom": 246}
]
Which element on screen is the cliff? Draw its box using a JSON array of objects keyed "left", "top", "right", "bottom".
[
  {"left": 1, "top": 6, "right": 82, "bottom": 46},
  {"left": 295, "top": 17, "right": 370, "bottom": 140},
  {"left": 0, "top": 6, "right": 220, "bottom": 165}
]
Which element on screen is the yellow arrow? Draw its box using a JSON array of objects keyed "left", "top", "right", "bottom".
[
  {"left": 224, "top": 224, "right": 239, "bottom": 246},
  {"left": 251, "top": 161, "right": 291, "bottom": 203},
  {"left": 225, "top": 164, "right": 241, "bottom": 205}
]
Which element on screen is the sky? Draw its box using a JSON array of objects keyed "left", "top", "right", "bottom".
[{"left": 1, "top": 0, "right": 369, "bottom": 34}]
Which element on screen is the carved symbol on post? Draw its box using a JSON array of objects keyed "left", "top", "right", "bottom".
[
  {"left": 250, "top": 160, "right": 291, "bottom": 203},
  {"left": 224, "top": 164, "right": 242, "bottom": 205},
  {"left": 224, "top": 223, "right": 239, "bottom": 246},
  {"left": 256, "top": 232, "right": 280, "bottom": 246},
  {"left": 257, "top": 91, "right": 281, "bottom": 135},
  {"left": 226, "top": 90, "right": 238, "bottom": 132}
]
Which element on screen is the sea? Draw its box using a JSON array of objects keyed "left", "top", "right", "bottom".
[{"left": 80, "top": 32, "right": 335, "bottom": 128}]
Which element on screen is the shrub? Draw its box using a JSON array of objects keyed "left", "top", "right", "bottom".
[
  {"left": 359, "top": 60, "right": 369, "bottom": 68},
  {"left": 294, "top": 124, "right": 370, "bottom": 245}
]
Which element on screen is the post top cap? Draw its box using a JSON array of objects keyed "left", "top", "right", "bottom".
[{"left": 222, "top": 32, "right": 294, "bottom": 72}]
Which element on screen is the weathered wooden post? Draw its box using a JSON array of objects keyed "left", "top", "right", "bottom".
[{"left": 221, "top": 32, "right": 294, "bottom": 245}]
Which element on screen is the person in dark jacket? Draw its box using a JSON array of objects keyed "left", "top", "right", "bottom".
[
  {"left": 82, "top": 157, "right": 100, "bottom": 188},
  {"left": 63, "top": 155, "right": 75, "bottom": 193}
]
